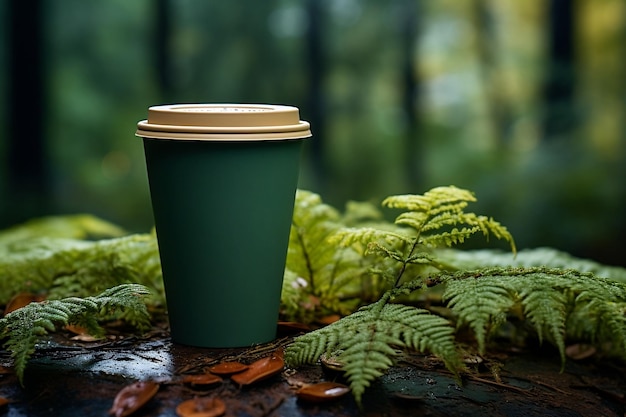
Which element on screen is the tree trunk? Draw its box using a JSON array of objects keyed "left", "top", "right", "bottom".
[
  {"left": 154, "top": 0, "right": 174, "bottom": 102},
  {"left": 3, "top": 0, "right": 49, "bottom": 227},
  {"left": 473, "top": 0, "right": 513, "bottom": 146},
  {"left": 400, "top": 0, "right": 421, "bottom": 192},
  {"left": 542, "top": 0, "right": 576, "bottom": 140},
  {"left": 304, "top": 0, "right": 326, "bottom": 192}
]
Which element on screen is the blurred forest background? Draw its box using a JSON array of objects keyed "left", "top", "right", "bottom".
[{"left": 1, "top": 0, "right": 625, "bottom": 266}]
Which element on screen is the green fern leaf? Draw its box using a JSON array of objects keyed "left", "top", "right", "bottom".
[
  {"left": 0, "top": 214, "right": 126, "bottom": 244},
  {"left": 382, "top": 186, "right": 516, "bottom": 254},
  {"left": 434, "top": 247, "right": 626, "bottom": 283},
  {"left": 0, "top": 283, "right": 151, "bottom": 385},
  {"left": 283, "top": 190, "right": 388, "bottom": 322},
  {"left": 419, "top": 211, "right": 462, "bottom": 233},
  {"left": 517, "top": 277, "right": 570, "bottom": 361},
  {"left": 331, "top": 227, "right": 412, "bottom": 249},
  {"left": 285, "top": 296, "right": 461, "bottom": 405},
  {"left": 0, "top": 233, "right": 163, "bottom": 306},
  {"left": 378, "top": 303, "right": 461, "bottom": 371},
  {"left": 568, "top": 277, "right": 626, "bottom": 355},
  {"left": 443, "top": 274, "right": 516, "bottom": 353},
  {"left": 392, "top": 211, "right": 429, "bottom": 231},
  {"left": 438, "top": 267, "right": 626, "bottom": 362},
  {"left": 422, "top": 226, "right": 482, "bottom": 247},
  {"left": 382, "top": 186, "right": 476, "bottom": 213},
  {"left": 570, "top": 299, "right": 626, "bottom": 355},
  {"left": 340, "top": 328, "right": 400, "bottom": 401}
]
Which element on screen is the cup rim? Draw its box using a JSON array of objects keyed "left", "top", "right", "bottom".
[{"left": 136, "top": 103, "right": 312, "bottom": 141}]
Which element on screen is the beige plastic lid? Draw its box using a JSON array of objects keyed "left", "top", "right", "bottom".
[{"left": 136, "top": 104, "right": 312, "bottom": 141}]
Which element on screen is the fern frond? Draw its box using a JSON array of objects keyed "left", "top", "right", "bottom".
[
  {"left": 0, "top": 233, "right": 162, "bottom": 306},
  {"left": 421, "top": 213, "right": 515, "bottom": 252},
  {"left": 568, "top": 278, "right": 626, "bottom": 355},
  {"left": 392, "top": 211, "right": 429, "bottom": 231},
  {"left": 382, "top": 186, "right": 476, "bottom": 213},
  {"left": 422, "top": 226, "right": 482, "bottom": 248},
  {"left": 365, "top": 242, "right": 406, "bottom": 263},
  {"left": 435, "top": 247, "right": 626, "bottom": 283},
  {"left": 379, "top": 304, "right": 461, "bottom": 372},
  {"left": 0, "top": 284, "right": 151, "bottom": 385},
  {"left": 443, "top": 275, "right": 516, "bottom": 353},
  {"left": 419, "top": 211, "right": 463, "bottom": 233},
  {"left": 284, "top": 304, "right": 381, "bottom": 368},
  {"left": 569, "top": 299, "right": 626, "bottom": 356},
  {"left": 0, "top": 214, "right": 126, "bottom": 245},
  {"left": 381, "top": 187, "right": 516, "bottom": 254},
  {"left": 438, "top": 267, "right": 626, "bottom": 362},
  {"left": 283, "top": 191, "right": 394, "bottom": 322},
  {"left": 518, "top": 279, "right": 570, "bottom": 361},
  {"left": 340, "top": 328, "right": 401, "bottom": 402},
  {"left": 527, "top": 269, "right": 621, "bottom": 361},
  {"left": 285, "top": 297, "right": 461, "bottom": 405},
  {"left": 330, "top": 227, "right": 413, "bottom": 249},
  {"left": 286, "top": 190, "right": 343, "bottom": 284}
]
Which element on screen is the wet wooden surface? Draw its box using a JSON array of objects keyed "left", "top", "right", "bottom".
[{"left": 1, "top": 330, "right": 625, "bottom": 417}]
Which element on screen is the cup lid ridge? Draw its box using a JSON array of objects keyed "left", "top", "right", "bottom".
[{"left": 136, "top": 103, "right": 312, "bottom": 141}]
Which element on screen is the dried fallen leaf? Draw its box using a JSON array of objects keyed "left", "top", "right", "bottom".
[
  {"left": 70, "top": 333, "right": 104, "bottom": 342},
  {"left": 207, "top": 361, "right": 248, "bottom": 376},
  {"left": 176, "top": 397, "right": 225, "bottom": 417},
  {"left": 230, "top": 350, "right": 284, "bottom": 386},
  {"left": 0, "top": 397, "right": 9, "bottom": 408},
  {"left": 0, "top": 366, "right": 13, "bottom": 375},
  {"left": 3, "top": 293, "right": 45, "bottom": 315},
  {"left": 181, "top": 373, "right": 222, "bottom": 387},
  {"left": 65, "top": 324, "right": 89, "bottom": 335},
  {"left": 109, "top": 380, "right": 159, "bottom": 417},
  {"left": 317, "top": 314, "right": 341, "bottom": 325},
  {"left": 296, "top": 381, "right": 350, "bottom": 403},
  {"left": 566, "top": 344, "right": 597, "bottom": 361},
  {"left": 65, "top": 324, "right": 104, "bottom": 342},
  {"left": 277, "top": 321, "right": 311, "bottom": 334}
]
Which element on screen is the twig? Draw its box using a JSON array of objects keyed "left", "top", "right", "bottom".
[{"left": 465, "top": 375, "right": 532, "bottom": 395}]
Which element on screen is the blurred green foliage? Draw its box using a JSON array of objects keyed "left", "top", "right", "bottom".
[{"left": 1, "top": 0, "right": 625, "bottom": 265}]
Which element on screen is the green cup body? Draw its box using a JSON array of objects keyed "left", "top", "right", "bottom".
[{"left": 142, "top": 138, "right": 303, "bottom": 347}]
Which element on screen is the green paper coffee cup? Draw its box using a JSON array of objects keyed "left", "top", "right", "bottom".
[{"left": 136, "top": 104, "right": 311, "bottom": 347}]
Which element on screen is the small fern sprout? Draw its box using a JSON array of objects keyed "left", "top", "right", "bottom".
[{"left": 332, "top": 186, "right": 516, "bottom": 289}]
